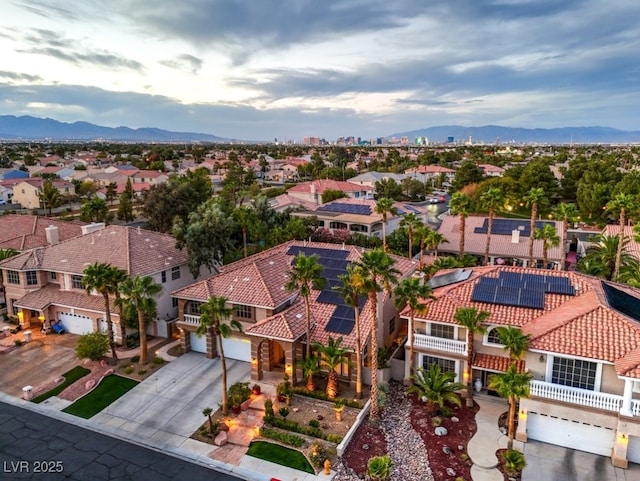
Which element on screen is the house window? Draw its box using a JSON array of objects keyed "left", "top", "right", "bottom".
[
  {"left": 187, "top": 302, "right": 201, "bottom": 315},
  {"left": 161, "top": 271, "right": 167, "bottom": 283},
  {"left": 50, "top": 271, "right": 57, "bottom": 280},
  {"left": 388, "top": 316, "right": 396, "bottom": 335},
  {"left": 71, "top": 275, "right": 83, "bottom": 289},
  {"left": 172, "top": 297, "right": 178, "bottom": 308},
  {"left": 235, "top": 304, "right": 253, "bottom": 320},
  {"left": 10, "top": 299, "right": 18, "bottom": 315},
  {"left": 171, "top": 266, "right": 180, "bottom": 280},
  {"left": 633, "top": 381, "right": 640, "bottom": 394},
  {"left": 6, "top": 270, "right": 19, "bottom": 285},
  {"left": 551, "top": 357, "right": 597, "bottom": 391},
  {"left": 429, "top": 323, "right": 455, "bottom": 339},
  {"left": 26, "top": 271, "right": 37, "bottom": 286},
  {"left": 422, "top": 355, "right": 456, "bottom": 374},
  {"left": 485, "top": 327, "right": 504, "bottom": 346}
]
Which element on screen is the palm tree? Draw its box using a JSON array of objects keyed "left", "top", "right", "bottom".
[
  {"left": 374, "top": 198, "right": 397, "bottom": 252},
  {"left": 356, "top": 249, "right": 400, "bottom": 422},
  {"left": 298, "top": 354, "right": 322, "bottom": 392},
  {"left": 578, "top": 234, "right": 632, "bottom": 281},
  {"left": 195, "top": 295, "right": 241, "bottom": 414},
  {"left": 393, "top": 277, "right": 433, "bottom": 378},
  {"left": 523, "top": 188, "right": 549, "bottom": 266},
  {"left": 407, "top": 364, "right": 465, "bottom": 414},
  {"left": 83, "top": 262, "right": 122, "bottom": 361},
  {"left": 335, "top": 265, "right": 367, "bottom": 399},
  {"left": 234, "top": 206, "right": 256, "bottom": 258},
  {"left": 314, "top": 336, "right": 351, "bottom": 398},
  {"left": 496, "top": 326, "right": 530, "bottom": 368},
  {"left": 551, "top": 202, "right": 578, "bottom": 250},
  {"left": 399, "top": 213, "right": 423, "bottom": 259},
  {"left": 449, "top": 192, "right": 474, "bottom": 255},
  {"left": 454, "top": 307, "right": 489, "bottom": 407},
  {"left": 422, "top": 227, "right": 448, "bottom": 258},
  {"left": 285, "top": 253, "right": 326, "bottom": 358},
  {"left": 109, "top": 268, "right": 129, "bottom": 346},
  {"left": 606, "top": 193, "right": 637, "bottom": 281},
  {"left": 117, "top": 275, "right": 162, "bottom": 365},
  {"left": 533, "top": 224, "right": 560, "bottom": 269},
  {"left": 479, "top": 188, "right": 505, "bottom": 265},
  {"left": 38, "top": 179, "right": 63, "bottom": 215},
  {"left": 489, "top": 364, "right": 533, "bottom": 450},
  {"left": 414, "top": 223, "right": 429, "bottom": 268}
]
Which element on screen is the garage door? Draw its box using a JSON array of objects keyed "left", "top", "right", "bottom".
[
  {"left": 527, "top": 412, "right": 615, "bottom": 456},
  {"left": 222, "top": 336, "right": 251, "bottom": 362},
  {"left": 190, "top": 332, "right": 207, "bottom": 353},
  {"left": 628, "top": 435, "right": 640, "bottom": 464},
  {"left": 58, "top": 312, "right": 93, "bottom": 335}
]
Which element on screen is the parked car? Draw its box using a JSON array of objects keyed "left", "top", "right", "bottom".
[{"left": 427, "top": 195, "right": 446, "bottom": 204}]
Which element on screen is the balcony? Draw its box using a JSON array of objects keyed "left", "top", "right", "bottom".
[
  {"left": 530, "top": 380, "right": 624, "bottom": 413},
  {"left": 182, "top": 314, "right": 200, "bottom": 325},
  {"left": 412, "top": 333, "right": 467, "bottom": 355}
]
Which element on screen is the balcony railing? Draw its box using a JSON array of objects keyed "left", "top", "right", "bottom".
[
  {"left": 182, "top": 314, "right": 200, "bottom": 325},
  {"left": 529, "top": 380, "right": 623, "bottom": 413},
  {"left": 633, "top": 400, "right": 640, "bottom": 417},
  {"left": 412, "top": 333, "right": 467, "bottom": 355}
]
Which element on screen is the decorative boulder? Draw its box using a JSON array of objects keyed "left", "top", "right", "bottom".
[
  {"left": 446, "top": 468, "right": 456, "bottom": 477},
  {"left": 434, "top": 426, "right": 448, "bottom": 436},
  {"left": 451, "top": 416, "right": 459, "bottom": 422},
  {"left": 214, "top": 431, "right": 228, "bottom": 446},
  {"left": 105, "top": 369, "right": 114, "bottom": 376},
  {"left": 442, "top": 446, "right": 452, "bottom": 455},
  {"left": 85, "top": 380, "right": 96, "bottom": 391}
]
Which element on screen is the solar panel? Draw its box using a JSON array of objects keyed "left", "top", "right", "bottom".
[
  {"left": 495, "top": 286, "right": 521, "bottom": 305},
  {"left": 317, "top": 202, "right": 372, "bottom": 216},
  {"left": 471, "top": 281, "right": 498, "bottom": 303},
  {"left": 286, "top": 246, "right": 349, "bottom": 259},
  {"left": 317, "top": 290, "right": 344, "bottom": 305},
  {"left": 499, "top": 272, "right": 523, "bottom": 284},
  {"left": 473, "top": 218, "right": 555, "bottom": 237},
  {"left": 603, "top": 282, "right": 640, "bottom": 323},
  {"left": 428, "top": 269, "right": 473, "bottom": 288},
  {"left": 519, "top": 288, "right": 545, "bottom": 309},
  {"left": 325, "top": 316, "right": 354, "bottom": 334}
]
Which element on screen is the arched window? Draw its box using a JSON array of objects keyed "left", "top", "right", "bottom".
[{"left": 485, "top": 327, "right": 504, "bottom": 346}]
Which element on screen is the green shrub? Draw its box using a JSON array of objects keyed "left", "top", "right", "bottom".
[
  {"left": 137, "top": 369, "right": 147, "bottom": 375},
  {"left": 290, "top": 387, "right": 363, "bottom": 408},
  {"left": 308, "top": 440, "right": 335, "bottom": 469},
  {"left": 131, "top": 355, "right": 140, "bottom": 363},
  {"left": 325, "top": 434, "right": 343, "bottom": 444},
  {"left": 432, "top": 416, "right": 442, "bottom": 427},
  {"left": 14, "top": 339, "right": 23, "bottom": 346},
  {"left": 264, "top": 399, "right": 274, "bottom": 417},
  {"left": 279, "top": 407, "right": 290, "bottom": 418},
  {"left": 264, "top": 416, "right": 343, "bottom": 443},
  {"left": 367, "top": 455, "right": 394, "bottom": 481},
  {"left": 502, "top": 449, "right": 525, "bottom": 475},
  {"left": 152, "top": 357, "right": 165, "bottom": 365},
  {"left": 308, "top": 419, "right": 320, "bottom": 428},
  {"left": 123, "top": 366, "right": 134, "bottom": 375},
  {"left": 261, "top": 427, "right": 305, "bottom": 447},
  {"left": 228, "top": 382, "right": 252, "bottom": 404},
  {"left": 75, "top": 331, "right": 109, "bottom": 360}
]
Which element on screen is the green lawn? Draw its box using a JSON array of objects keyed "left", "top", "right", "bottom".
[
  {"left": 62, "top": 375, "right": 138, "bottom": 418},
  {"left": 246, "top": 441, "right": 314, "bottom": 474},
  {"left": 32, "top": 366, "right": 91, "bottom": 404}
]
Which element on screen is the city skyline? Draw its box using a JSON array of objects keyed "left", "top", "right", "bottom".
[{"left": 2, "top": 1, "right": 639, "bottom": 141}]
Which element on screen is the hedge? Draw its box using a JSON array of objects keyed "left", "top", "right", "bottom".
[
  {"left": 264, "top": 414, "right": 343, "bottom": 444},
  {"left": 261, "top": 427, "right": 305, "bottom": 447},
  {"left": 290, "top": 387, "right": 363, "bottom": 409}
]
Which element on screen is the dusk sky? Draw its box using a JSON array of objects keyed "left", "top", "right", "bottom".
[{"left": 2, "top": 0, "right": 639, "bottom": 141}]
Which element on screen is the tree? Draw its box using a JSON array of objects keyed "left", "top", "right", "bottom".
[
  {"left": 117, "top": 178, "right": 135, "bottom": 222},
  {"left": 489, "top": 364, "right": 533, "bottom": 450},
  {"left": 407, "top": 364, "right": 465, "bottom": 414},
  {"left": 321, "top": 189, "right": 347, "bottom": 203},
  {"left": 454, "top": 307, "right": 489, "bottom": 407},
  {"left": 38, "top": 179, "right": 63, "bottom": 215},
  {"left": 577, "top": 234, "right": 634, "bottom": 281},
  {"left": 496, "top": 326, "right": 530, "bottom": 368},
  {"left": 335, "top": 265, "right": 367, "bottom": 399},
  {"left": 449, "top": 192, "right": 474, "bottom": 255},
  {"left": 479, "top": 188, "right": 505, "bottom": 265},
  {"left": 374, "top": 198, "right": 397, "bottom": 253},
  {"left": 551, "top": 202, "right": 578, "bottom": 249},
  {"left": 117, "top": 275, "right": 162, "bottom": 365},
  {"left": 374, "top": 178, "right": 403, "bottom": 200},
  {"left": 285, "top": 253, "right": 326, "bottom": 359},
  {"left": 399, "top": 213, "right": 423, "bottom": 259},
  {"left": 606, "top": 193, "right": 637, "bottom": 280},
  {"left": 75, "top": 331, "right": 109, "bottom": 361},
  {"left": 393, "top": 277, "right": 433, "bottom": 378},
  {"left": 356, "top": 249, "right": 400, "bottom": 422},
  {"left": 105, "top": 182, "right": 118, "bottom": 205},
  {"left": 523, "top": 188, "right": 549, "bottom": 265},
  {"left": 298, "top": 354, "right": 322, "bottom": 392},
  {"left": 422, "top": 227, "right": 448, "bottom": 258},
  {"left": 452, "top": 160, "right": 484, "bottom": 191},
  {"left": 80, "top": 197, "right": 109, "bottom": 223},
  {"left": 233, "top": 206, "right": 258, "bottom": 258},
  {"left": 534, "top": 224, "right": 560, "bottom": 269},
  {"left": 314, "top": 336, "right": 350, "bottom": 399},
  {"left": 195, "top": 296, "right": 242, "bottom": 415}
]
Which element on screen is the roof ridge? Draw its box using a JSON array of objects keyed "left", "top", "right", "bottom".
[
  {"left": 125, "top": 226, "right": 132, "bottom": 274},
  {"left": 255, "top": 261, "right": 276, "bottom": 305},
  {"left": 30, "top": 215, "right": 38, "bottom": 236}
]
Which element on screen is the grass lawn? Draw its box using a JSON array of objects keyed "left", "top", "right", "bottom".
[
  {"left": 32, "top": 366, "right": 91, "bottom": 404},
  {"left": 246, "top": 441, "right": 314, "bottom": 474},
  {"left": 62, "top": 375, "right": 138, "bottom": 419}
]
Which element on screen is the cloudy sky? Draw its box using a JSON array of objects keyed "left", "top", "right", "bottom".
[{"left": 2, "top": 0, "right": 639, "bottom": 141}]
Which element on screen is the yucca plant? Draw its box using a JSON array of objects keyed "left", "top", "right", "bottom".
[
  {"left": 502, "top": 449, "right": 525, "bottom": 475},
  {"left": 367, "top": 455, "right": 393, "bottom": 481}
]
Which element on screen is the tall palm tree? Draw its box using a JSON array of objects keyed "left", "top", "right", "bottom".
[
  {"left": 479, "top": 188, "right": 505, "bottom": 265},
  {"left": 234, "top": 206, "right": 256, "bottom": 258},
  {"left": 335, "top": 265, "right": 367, "bottom": 399},
  {"left": 449, "top": 192, "right": 474, "bottom": 256},
  {"left": 83, "top": 262, "right": 121, "bottom": 361},
  {"left": 454, "top": 307, "right": 489, "bottom": 407},
  {"left": 489, "top": 364, "right": 533, "bottom": 450},
  {"left": 414, "top": 223, "right": 429, "bottom": 268},
  {"left": 38, "top": 179, "right": 63, "bottom": 215},
  {"left": 298, "top": 354, "right": 322, "bottom": 392},
  {"left": 496, "top": 326, "right": 530, "bottom": 368},
  {"left": 393, "top": 277, "right": 433, "bottom": 378},
  {"left": 196, "top": 295, "right": 241, "bottom": 414},
  {"left": 422, "top": 227, "right": 448, "bottom": 258},
  {"left": 606, "top": 193, "right": 637, "bottom": 281},
  {"left": 356, "top": 249, "right": 400, "bottom": 422},
  {"left": 314, "top": 336, "right": 351, "bottom": 398},
  {"left": 578, "top": 234, "right": 632, "bottom": 281},
  {"left": 285, "top": 253, "right": 325, "bottom": 358},
  {"left": 109, "top": 268, "right": 129, "bottom": 345},
  {"left": 523, "top": 188, "right": 549, "bottom": 266},
  {"left": 534, "top": 224, "right": 560, "bottom": 269},
  {"left": 399, "top": 213, "right": 423, "bottom": 259},
  {"left": 551, "top": 202, "right": 578, "bottom": 250},
  {"left": 117, "top": 275, "right": 162, "bottom": 365},
  {"left": 374, "top": 198, "right": 397, "bottom": 252},
  {"left": 407, "top": 364, "right": 465, "bottom": 414}
]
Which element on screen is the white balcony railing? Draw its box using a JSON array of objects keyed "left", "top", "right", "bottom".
[
  {"left": 182, "top": 314, "right": 200, "bottom": 325},
  {"left": 412, "top": 333, "right": 467, "bottom": 355},
  {"left": 632, "top": 400, "right": 640, "bottom": 417},
  {"left": 529, "top": 380, "right": 623, "bottom": 413}
]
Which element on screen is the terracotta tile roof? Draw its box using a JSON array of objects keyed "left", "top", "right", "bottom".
[
  {"left": 405, "top": 165, "right": 455, "bottom": 174},
  {"left": 14, "top": 284, "right": 116, "bottom": 314},
  {"left": 0, "top": 225, "right": 187, "bottom": 276},
  {"left": 605, "top": 225, "right": 640, "bottom": 260},
  {"left": 473, "top": 353, "right": 524, "bottom": 373},
  {"left": 0, "top": 215, "right": 85, "bottom": 251},
  {"left": 288, "top": 179, "right": 372, "bottom": 194}
]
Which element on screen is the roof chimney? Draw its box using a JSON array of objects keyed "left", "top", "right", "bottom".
[
  {"left": 81, "top": 222, "right": 106, "bottom": 236},
  {"left": 511, "top": 229, "right": 520, "bottom": 244},
  {"left": 45, "top": 225, "right": 59, "bottom": 245}
]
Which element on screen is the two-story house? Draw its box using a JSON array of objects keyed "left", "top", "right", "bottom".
[
  {"left": 172, "top": 240, "right": 416, "bottom": 387},
  {"left": 11, "top": 178, "right": 75, "bottom": 210},
  {"left": 0, "top": 224, "right": 197, "bottom": 343},
  {"left": 401, "top": 265, "right": 640, "bottom": 468}
]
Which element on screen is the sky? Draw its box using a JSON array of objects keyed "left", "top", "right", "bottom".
[{"left": 1, "top": 0, "right": 640, "bottom": 141}]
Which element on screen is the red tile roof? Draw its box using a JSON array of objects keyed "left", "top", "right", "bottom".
[
  {"left": 473, "top": 353, "right": 524, "bottom": 373},
  {"left": 0, "top": 215, "right": 85, "bottom": 251},
  {"left": 288, "top": 179, "right": 372, "bottom": 194},
  {"left": 14, "top": 284, "right": 116, "bottom": 314}
]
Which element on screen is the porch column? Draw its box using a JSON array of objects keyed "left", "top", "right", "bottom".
[
  {"left": 620, "top": 379, "right": 634, "bottom": 417},
  {"left": 251, "top": 340, "right": 263, "bottom": 381},
  {"left": 179, "top": 328, "right": 191, "bottom": 353}
]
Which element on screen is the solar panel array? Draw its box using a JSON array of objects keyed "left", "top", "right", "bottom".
[
  {"left": 602, "top": 282, "right": 640, "bottom": 323},
  {"left": 286, "top": 245, "right": 363, "bottom": 335},
  {"left": 317, "top": 202, "right": 372, "bottom": 215},
  {"left": 471, "top": 271, "right": 575, "bottom": 310},
  {"left": 473, "top": 218, "right": 555, "bottom": 237},
  {"left": 428, "top": 269, "right": 473, "bottom": 289}
]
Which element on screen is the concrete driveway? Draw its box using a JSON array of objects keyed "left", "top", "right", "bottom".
[
  {"left": 93, "top": 352, "right": 250, "bottom": 449},
  {"left": 523, "top": 440, "right": 640, "bottom": 481}
]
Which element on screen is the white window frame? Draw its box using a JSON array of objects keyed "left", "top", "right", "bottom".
[
  {"left": 171, "top": 266, "right": 180, "bottom": 280},
  {"left": 633, "top": 381, "right": 640, "bottom": 394},
  {"left": 71, "top": 275, "right": 83, "bottom": 289},
  {"left": 419, "top": 353, "right": 461, "bottom": 381},
  {"left": 546, "top": 354, "right": 603, "bottom": 392},
  {"left": 427, "top": 322, "right": 457, "bottom": 340},
  {"left": 483, "top": 326, "right": 505, "bottom": 348}
]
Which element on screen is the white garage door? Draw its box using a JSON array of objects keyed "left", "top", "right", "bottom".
[
  {"left": 221, "top": 336, "right": 251, "bottom": 362},
  {"left": 628, "top": 436, "right": 640, "bottom": 464},
  {"left": 58, "top": 312, "right": 93, "bottom": 335},
  {"left": 527, "top": 412, "right": 615, "bottom": 456},
  {"left": 190, "top": 332, "right": 207, "bottom": 353}
]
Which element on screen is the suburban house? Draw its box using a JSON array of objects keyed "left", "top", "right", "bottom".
[
  {"left": 0, "top": 224, "right": 197, "bottom": 342},
  {"left": 404, "top": 165, "right": 456, "bottom": 184},
  {"left": 400, "top": 265, "right": 640, "bottom": 468},
  {"left": 0, "top": 169, "right": 29, "bottom": 181},
  {"left": 437, "top": 214, "right": 565, "bottom": 268},
  {"left": 478, "top": 164, "right": 506, "bottom": 177},
  {"left": 287, "top": 180, "right": 374, "bottom": 204},
  {"left": 171, "top": 240, "right": 417, "bottom": 387},
  {"left": 11, "top": 178, "right": 75, "bottom": 210}
]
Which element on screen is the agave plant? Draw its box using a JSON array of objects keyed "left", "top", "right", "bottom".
[{"left": 367, "top": 455, "right": 394, "bottom": 481}]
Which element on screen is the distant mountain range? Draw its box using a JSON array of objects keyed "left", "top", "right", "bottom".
[
  {"left": 0, "top": 115, "right": 229, "bottom": 142},
  {"left": 390, "top": 125, "right": 640, "bottom": 144}
]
